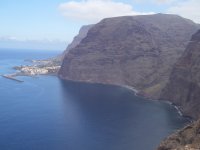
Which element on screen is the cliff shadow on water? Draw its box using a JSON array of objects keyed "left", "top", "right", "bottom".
[{"left": 58, "top": 79, "right": 190, "bottom": 150}]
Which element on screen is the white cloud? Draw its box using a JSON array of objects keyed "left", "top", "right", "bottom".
[
  {"left": 59, "top": 0, "right": 153, "bottom": 23},
  {"left": 133, "top": 0, "right": 177, "bottom": 5},
  {"left": 153, "top": 0, "right": 176, "bottom": 4},
  {"left": 0, "top": 36, "right": 19, "bottom": 41},
  {"left": 167, "top": 0, "right": 200, "bottom": 23}
]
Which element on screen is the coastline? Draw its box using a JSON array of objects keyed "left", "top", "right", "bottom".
[
  {"left": 4, "top": 61, "right": 191, "bottom": 122},
  {"left": 58, "top": 76, "right": 190, "bottom": 121},
  {"left": 122, "top": 84, "right": 193, "bottom": 122},
  {"left": 120, "top": 85, "right": 139, "bottom": 95},
  {"left": 4, "top": 58, "right": 61, "bottom": 78}
]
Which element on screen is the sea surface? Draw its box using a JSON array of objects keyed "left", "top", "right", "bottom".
[{"left": 0, "top": 49, "right": 189, "bottom": 150}]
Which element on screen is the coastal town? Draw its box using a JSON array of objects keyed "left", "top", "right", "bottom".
[
  {"left": 1, "top": 58, "right": 61, "bottom": 82},
  {"left": 14, "top": 65, "right": 61, "bottom": 76}
]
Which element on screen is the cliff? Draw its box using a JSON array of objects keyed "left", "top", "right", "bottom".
[
  {"left": 12, "top": 25, "right": 93, "bottom": 77},
  {"left": 160, "top": 30, "right": 200, "bottom": 119},
  {"left": 59, "top": 14, "right": 199, "bottom": 98},
  {"left": 65, "top": 25, "right": 94, "bottom": 54},
  {"left": 157, "top": 119, "right": 200, "bottom": 150},
  {"left": 51, "top": 24, "right": 93, "bottom": 61}
]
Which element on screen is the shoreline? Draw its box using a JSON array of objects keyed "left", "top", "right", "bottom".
[
  {"left": 3, "top": 68, "right": 191, "bottom": 122},
  {"left": 58, "top": 77, "right": 190, "bottom": 121},
  {"left": 120, "top": 84, "right": 193, "bottom": 122}
]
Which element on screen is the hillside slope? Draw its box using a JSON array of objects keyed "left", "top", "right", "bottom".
[
  {"left": 59, "top": 14, "right": 199, "bottom": 98},
  {"left": 161, "top": 30, "right": 200, "bottom": 119},
  {"left": 157, "top": 119, "right": 200, "bottom": 150}
]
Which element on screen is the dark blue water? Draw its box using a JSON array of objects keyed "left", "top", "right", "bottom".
[{"left": 0, "top": 49, "right": 189, "bottom": 150}]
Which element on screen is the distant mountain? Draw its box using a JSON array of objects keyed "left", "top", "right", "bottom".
[
  {"left": 59, "top": 14, "right": 199, "bottom": 99},
  {"left": 161, "top": 30, "right": 200, "bottom": 119}
]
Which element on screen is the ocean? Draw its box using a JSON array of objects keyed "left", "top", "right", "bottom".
[{"left": 0, "top": 49, "right": 189, "bottom": 150}]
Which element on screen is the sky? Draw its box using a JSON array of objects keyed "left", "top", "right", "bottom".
[{"left": 0, "top": 0, "right": 199, "bottom": 50}]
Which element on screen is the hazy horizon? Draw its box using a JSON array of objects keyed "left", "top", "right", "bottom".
[{"left": 1, "top": 0, "right": 199, "bottom": 50}]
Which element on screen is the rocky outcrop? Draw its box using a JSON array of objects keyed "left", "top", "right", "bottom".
[
  {"left": 60, "top": 24, "right": 94, "bottom": 60},
  {"left": 65, "top": 25, "right": 94, "bottom": 54},
  {"left": 157, "top": 119, "right": 200, "bottom": 150},
  {"left": 59, "top": 14, "right": 199, "bottom": 98},
  {"left": 160, "top": 30, "right": 200, "bottom": 119},
  {"left": 49, "top": 25, "right": 93, "bottom": 61}
]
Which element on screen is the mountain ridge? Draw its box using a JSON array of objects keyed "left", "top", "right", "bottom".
[
  {"left": 58, "top": 14, "right": 200, "bottom": 150},
  {"left": 59, "top": 14, "right": 200, "bottom": 99}
]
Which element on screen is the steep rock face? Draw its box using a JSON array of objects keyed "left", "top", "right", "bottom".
[
  {"left": 65, "top": 25, "right": 94, "bottom": 53},
  {"left": 37, "top": 24, "right": 93, "bottom": 67},
  {"left": 157, "top": 119, "right": 200, "bottom": 150},
  {"left": 59, "top": 14, "right": 199, "bottom": 98},
  {"left": 161, "top": 30, "right": 200, "bottom": 119},
  {"left": 58, "top": 25, "right": 93, "bottom": 60}
]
